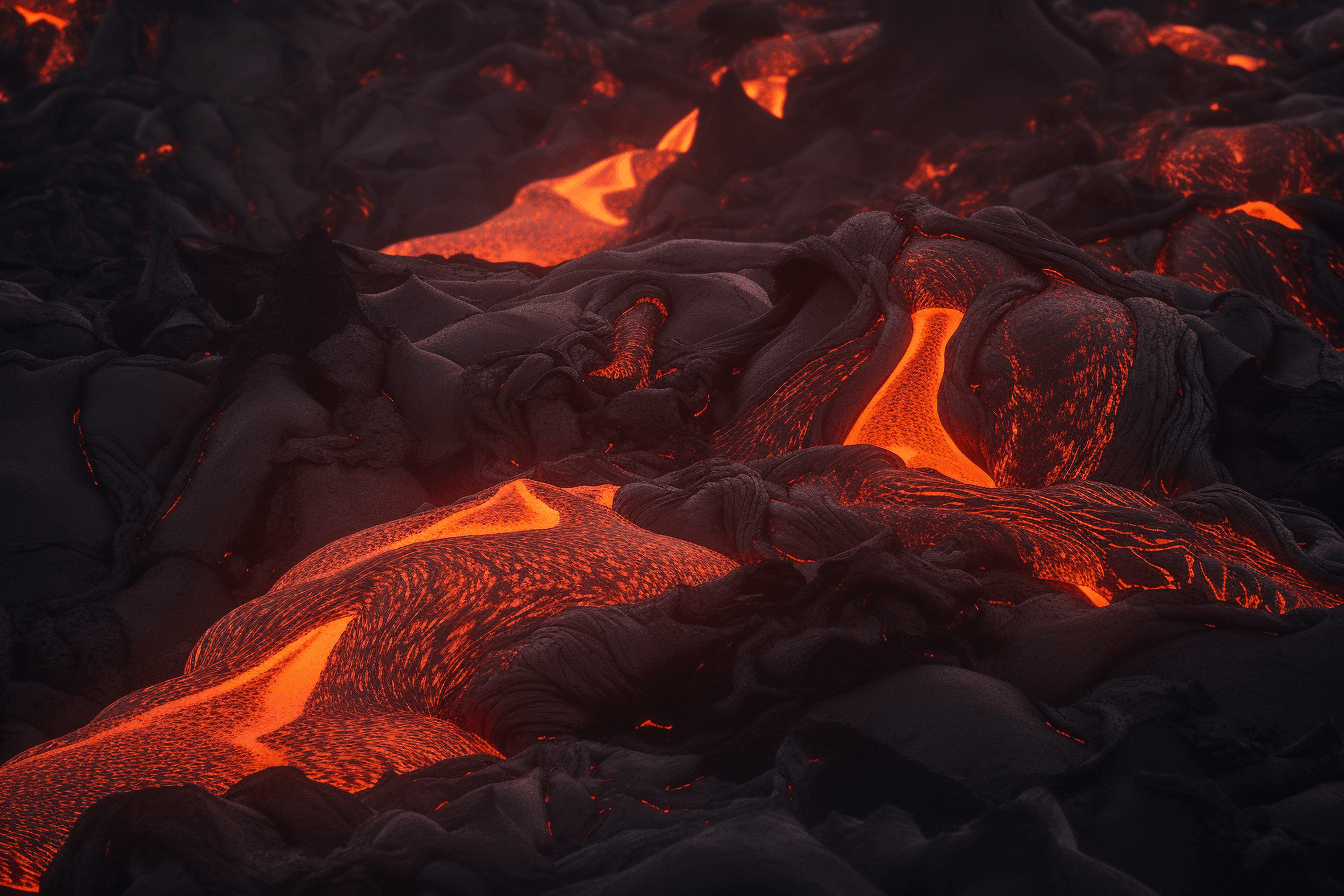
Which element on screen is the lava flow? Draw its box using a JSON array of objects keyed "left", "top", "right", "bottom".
[
  {"left": 0, "top": 480, "right": 734, "bottom": 892},
  {"left": 846, "top": 465, "right": 1335, "bottom": 612},
  {"left": 381, "top": 24, "right": 875, "bottom": 266},
  {"left": 845, "top": 308, "right": 994, "bottom": 487},
  {"left": 379, "top": 113, "right": 697, "bottom": 266}
]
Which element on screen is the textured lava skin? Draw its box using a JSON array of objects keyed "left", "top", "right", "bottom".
[{"left": 0, "top": 481, "right": 734, "bottom": 892}]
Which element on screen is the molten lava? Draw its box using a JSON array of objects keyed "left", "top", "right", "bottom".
[
  {"left": 1227, "top": 201, "right": 1301, "bottom": 231},
  {"left": 846, "top": 308, "right": 994, "bottom": 487},
  {"left": 1144, "top": 22, "right": 1268, "bottom": 71},
  {"left": 1153, "top": 121, "right": 1342, "bottom": 203},
  {"left": 381, "top": 24, "right": 877, "bottom": 266},
  {"left": 848, "top": 467, "right": 1338, "bottom": 613},
  {"left": 12, "top": 6, "right": 67, "bottom": 28},
  {"left": 379, "top": 115, "right": 693, "bottom": 266},
  {"left": 588, "top": 296, "right": 668, "bottom": 391},
  {"left": 0, "top": 481, "right": 735, "bottom": 891}
]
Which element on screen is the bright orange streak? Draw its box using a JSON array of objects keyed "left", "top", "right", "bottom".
[
  {"left": 228, "top": 617, "right": 354, "bottom": 766},
  {"left": 13, "top": 6, "right": 68, "bottom": 28},
  {"left": 656, "top": 110, "right": 699, "bottom": 152},
  {"left": 271, "top": 479, "right": 563, "bottom": 592},
  {"left": 380, "top": 20, "right": 862, "bottom": 264},
  {"left": 0, "top": 481, "right": 734, "bottom": 889},
  {"left": 741, "top": 75, "right": 790, "bottom": 118},
  {"left": 380, "top": 142, "right": 683, "bottom": 264},
  {"left": 0, "top": 616, "right": 353, "bottom": 891},
  {"left": 1225, "top": 54, "right": 1266, "bottom": 72},
  {"left": 25, "top": 616, "right": 353, "bottom": 768},
  {"left": 1228, "top": 200, "right": 1302, "bottom": 230},
  {"left": 381, "top": 111, "right": 703, "bottom": 265},
  {"left": 381, "top": 53, "right": 825, "bottom": 264},
  {"left": 1077, "top": 585, "right": 1109, "bottom": 607},
  {"left": 845, "top": 309, "right": 995, "bottom": 487},
  {"left": 390, "top": 480, "right": 559, "bottom": 548},
  {"left": 551, "top": 150, "right": 639, "bottom": 227}
]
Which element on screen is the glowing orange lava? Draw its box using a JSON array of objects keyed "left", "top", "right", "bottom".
[
  {"left": 13, "top": 5, "right": 67, "bottom": 28},
  {"left": 381, "top": 24, "right": 877, "bottom": 266},
  {"left": 1155, "top": 122, "right": 1340, "bottom": 202},
  {"left": 0, "top": 481, "right": 736, "bottom": 891},
  {"left": 588, "top": 296, "right": 668, "bottom": 390},
  {"left": 845, "top": 308, "right": 995, "bottom": 487},
  {"left": 848, "top": 468, "right": 1337, "bottom": 612},
  {"left": 727, "top": 24, "right": 878, "bottom": 118},
  {"left": 1144, "top": 23, "right": 1266, "bottom": 72},
  {"left": 1225, "top": 54, "right": 1266, "bottom": 72},
  {"left": 379, "top": 118, "right": 691, "bottom": 266},
  {"left": 1227, "top": 200, "right": 1301, "bottom": 230}
]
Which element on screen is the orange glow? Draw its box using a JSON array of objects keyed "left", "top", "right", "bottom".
[
  {"left": 845, "top": 309, "right": 995, "bottom": 487},
  {"left": 1157, "top": 209, "right": 1336, "bottom": 340},
  {"left": 0, "top": 615, "right": 356, "bottom": 890},
  {"left": 1227, "top": 200, "right": 1301, "bottom": 230},
  {"left": 13, "top": 6, "right": 68, "bottom": 28},
  {"left": 380, "top": 139, "right": 686, "bottom": 265},
  {"left": 589, "top": 296, "right": 667, "bottom": 389},
  {"left": 479, "top": 62, "right": 530, "bottom": 93},
  {"left": 656, "top": 110, "right": 699, "bottom": 153},
  {"left": 1225, "top": 54, "right": 1266, "bottom": 72},
  {"left": 551, "top": 150, "right": 641, "bottom": 227},
  {"left": 742, "top": 75, "right": 789, "bottom": 118},
  {"left": 380, "top": 23, "right": 878, "bottom": 266},
  {"left": 565, "top": 483, "right": 620, "bottom": 508},
  {"left": 729, "top": 24, "right": 877, "bottom": 117},
  {"left": 713, "top": 320, "right": 882, "bottom": 462},
  {"left": 389, "top": 479, "right": 560, "bottom": 548},
  {"left": 849, "top": 469, "right": 1338, "bottom": 613},
  {"left": 974, "top": 287, "right": 1134, "bottom": 490},
  {"left": 0, "top": 480, "right": 735, "bottom": 890},
  {"left": 1077, "top": 585, "right": 1108, "bottom": 607},
  {"left": 133, "top": 142, "right": 177, "bottom": 177},
  {"left": 711, "top": 65, "right": 790, "bottom": 119},
  {"left": 1155, "top": 123, "right": 1338, "bottom": 202},
  {"left": 590, "top": 71, "right": 622, "bottom": 98},
  {"left": 1145, "top": 23, "right": 1226, "bottom": 64},
  {"left": 274, "top": 478, "right": 563, "bottom": 590},
  {"left": 1142, "top": 25, "right": 1270, "bottom": 74}
]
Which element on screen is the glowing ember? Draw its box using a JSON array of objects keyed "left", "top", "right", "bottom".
[
  {"left": 478, "top": 62, "right": 530, "bottom": 93},
  {"left": 845, "top": 308, "right": 995, "bottom": 487},
  {"left": 1, "top": 0, "right": 95, "bottom": 86},
  {"left": 656, "top": 110, "right": 700, "bottom": 154},
  {"left": 1146, "top": 23, "right": 1226, "bottom": 63}
]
